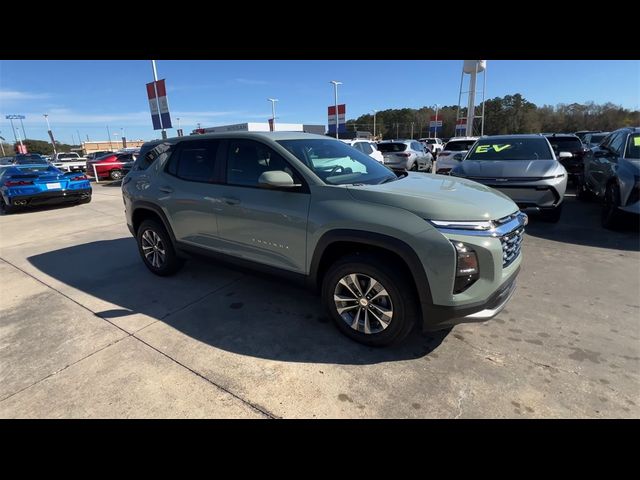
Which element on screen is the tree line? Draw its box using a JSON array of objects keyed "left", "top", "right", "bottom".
[
  {"left": 1, "top": 139, "right": 80, "bottom": 156},
  {"left": 346, "top": 93, "right": 640, "bottom": 140}
]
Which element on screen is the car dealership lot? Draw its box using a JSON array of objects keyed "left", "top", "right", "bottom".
[{"left": 0, "top": 183, "right": 638, "bottom": 418}]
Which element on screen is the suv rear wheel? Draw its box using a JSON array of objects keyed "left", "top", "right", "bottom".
[
  {"left": 136, "top": 219, "right": 184, "bottom": 276},
  {"left": 322, "top": 253, "right": 418, "bottom": 346}
]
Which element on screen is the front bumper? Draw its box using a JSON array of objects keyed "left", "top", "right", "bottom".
[
  {"left": 422, "top": 267, "right": 519, "bottom": 331},
  {"left": 469, "top": 178, "right": 567, "bottom": 209},
  {"left": 8, "top": 188, "right": 92, "bottom": 207}
]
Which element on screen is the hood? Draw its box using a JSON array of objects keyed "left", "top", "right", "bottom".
[
  {"left": 456, "top": 159, "right": 559, "bottom": 178},
  {"left": 346, "top": 173, "right": 518, "bottom": 221}
]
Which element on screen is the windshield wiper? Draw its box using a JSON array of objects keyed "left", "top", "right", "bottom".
[{"left": 378, "top": 176, "right": 398, "bottom": 184}]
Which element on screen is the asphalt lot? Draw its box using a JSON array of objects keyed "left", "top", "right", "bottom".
[{"left": 0, "top": 181, "right": 639, "bottom": 418}]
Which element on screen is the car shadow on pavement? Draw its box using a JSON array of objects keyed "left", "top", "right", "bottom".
[
  {"left": 524, "top": 196, "right": 639, "bottom": 252},
  {"left": 1, "top": 202, "right": 82, "bottom": 216},
  {"left": 27, "top": 238, "right": 450, "bottom": 365}
]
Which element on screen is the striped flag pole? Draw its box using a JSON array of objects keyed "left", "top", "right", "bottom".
[{"left": 151, "top": 60, "right": 167, "bottom": 139}]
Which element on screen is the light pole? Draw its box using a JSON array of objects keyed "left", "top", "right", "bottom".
[
  {"left": 107, "top": 126, "right": 113, "bottom": 150},
  {"left": 330, "top": 80, "right": 342, "bottom": 139},
  {"left": 15, "top": 127, "right": 24, "bottom": 152},
  {"left": 268, "top": 98, "right": 278, "bottom": 131},
  {"left": 432, "top": 104, "right": 439, "bottom": 139},
  {"left": 176, "top": 117, "right": 182, "bottom": 136},
  {"left": 372, "top": 110, "right": 377, "bottom": 139},
  {"left": 43, "top": 114, "right": 57, "bottom": 155},
  {"left": 0, "top": 133, "right": 5, "bottom": 156}
]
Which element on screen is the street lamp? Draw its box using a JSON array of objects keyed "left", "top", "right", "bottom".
[
  {"left": 329, "top": 80, "right": 342, "bottom": 139},
  {"left": 432, "top": 104, "right": 440, "bottom": 139},
  {"left": 372, "top": 110, "right": 377, "bottom": 139},
  {"left": 268, "top": 98, "right": 278, "bottom": 131},
  {"left": 43, "top": 114, "right": 57, "bottom": 155}
]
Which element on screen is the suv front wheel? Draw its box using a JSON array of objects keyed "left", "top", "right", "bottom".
[
  {"left": 136, "top": 219, "right": 184, "bottom": 276},
  {"left": 322, "top": 253, "right": 418, "bottom": 346}
]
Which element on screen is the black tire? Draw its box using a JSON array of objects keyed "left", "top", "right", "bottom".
[
  {"left": 0, "top": 196, "right": 16, "bottom": 215},
  {"left": 136, "top": 219, "right": 184, "bottom": 276},
  {"left": 321, "top": 253, "right": 419, "bottom": 347},
  {"left": 77, "top": 196, "right": 92, "bottom": 205},
  {"left": 602, "top": 182, "right": 625, "bottom": 230},
  {"left": 541, "top": 203, "right": 563, "bottom": 223},
  {"left": 409, "top": 162, "right": 418, "bottom": 171},
  {"left": 575, "top": 174, "right": 593, "bottom": 202},
  {"left": 109, "top": 169, "right": 123, "bottom": 181}
]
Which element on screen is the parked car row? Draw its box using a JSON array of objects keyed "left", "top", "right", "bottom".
[{"left": 434, "top": 127, "right": 638, "bottom": 229}]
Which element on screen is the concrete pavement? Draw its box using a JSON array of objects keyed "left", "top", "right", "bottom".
[{"left": 1, "top": 183, "right": 638, "bottom": 418}]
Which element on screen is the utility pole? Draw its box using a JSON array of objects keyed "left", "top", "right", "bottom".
[
  {"left": 411, "top": 122, "right": 414, "bottom": 139},
  {"left": 396, "top": 122, "right": 399, "bottom": 139}
]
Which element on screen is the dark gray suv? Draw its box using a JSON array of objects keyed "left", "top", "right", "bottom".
[
  {"left": 577, "top": 127, "right": 640, "bottom": 229},
  {"left": 122, "top": 132, "right": 526, "bottom": 346}
]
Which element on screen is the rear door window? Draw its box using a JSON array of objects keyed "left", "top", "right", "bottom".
[{"left": 166, "top": 140, "right": 219, "bottom": 182}]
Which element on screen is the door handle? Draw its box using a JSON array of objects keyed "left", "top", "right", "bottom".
[
  {"left": 159, "top": 186, "right": 173, "bottom": 193},
  {"left": 221, "top": 196, "right": 240, "bottom": 206}
]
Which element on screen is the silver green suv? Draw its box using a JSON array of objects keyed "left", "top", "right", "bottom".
[{"left": 122, "top": 132, "right": 526, "bottom": 346}]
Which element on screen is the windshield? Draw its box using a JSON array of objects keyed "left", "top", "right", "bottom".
[
  {"left": 377, "top": 143, "right": 407, "bottom": 153},
  {"left": 626, "top": 134, "right": 640, "bottom": 159},
  {"left": 466, "top": 138, "right": 553, "bottom": 160},
  {"left": 444, "top": 140, "right": 476, "bottom": 151},
  {"left": 14, "top": 155, "right": 47, "bottom": 164},
  {"left": 277, "top": 139, "right": 397, "bottom": 185},
  {"left": 589, "top": 134, "right": 607, "bottom": 144},
  {"left": 58, "top": 153, "right": 78, "bottom": 160},
  {"left": 546, "top": 137, "right": 582, "bottom": 152}
]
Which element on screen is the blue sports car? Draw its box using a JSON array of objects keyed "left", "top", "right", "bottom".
[{"left": 0, "top": 163, "right": 92, "bottom": 214}]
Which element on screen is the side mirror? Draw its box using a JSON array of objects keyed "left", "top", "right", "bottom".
[
  {"left": 258, "top": 170, "right": 301, "bottom": 189},
  {"left": 558, "top": 151, "right": 573, "bottom": 159},
  {"left": 453, "top": 153, "right": 464, "bottom": 161}
]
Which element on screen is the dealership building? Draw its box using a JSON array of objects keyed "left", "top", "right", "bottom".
[
  {"left": 81, "top": 140, "right": 145, "bottom": 155},
  {"left": 192, "top": 122, "right": 325, "bottom": 135}
]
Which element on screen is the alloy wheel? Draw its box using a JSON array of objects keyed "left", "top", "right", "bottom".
[
  {"left": 141, "top": 229, "right": 166, "bottom": 268},
  {"left": 333, "top": 273, "right": 393, "bottom": 334}
]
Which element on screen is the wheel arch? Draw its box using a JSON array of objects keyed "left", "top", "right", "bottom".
[{"left": 308, "top": 229, "right": 433, "bottom": 315}]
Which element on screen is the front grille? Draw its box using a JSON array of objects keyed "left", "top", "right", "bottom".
[{"left": 500, "top": 226, "right": 524, "bottom": 267}]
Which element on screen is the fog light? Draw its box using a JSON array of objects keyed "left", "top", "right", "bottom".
[{"left": 453, "top": 242, "right": 479, "bottom": 294}]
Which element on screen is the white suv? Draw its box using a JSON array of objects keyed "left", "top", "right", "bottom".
[
  {"left": 341, "top": 139, "right": 384, "bottom": 163},
  {"left": 436, "top": 137, "right": 480, "bottom": 174},
  {"left": 419, "top": 138, "right": 444, "bottom": 155}
]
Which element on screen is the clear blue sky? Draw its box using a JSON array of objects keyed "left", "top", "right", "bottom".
[{"left": 1, "top": 60, "right": 638, "bottom": 145}]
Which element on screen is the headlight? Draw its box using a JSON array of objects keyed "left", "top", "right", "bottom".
[
  {"left": 431, "top": 220, "right": 493, "bottom": 231},
  {"left": 452, "top": 241, "right": 479, "bottom": 294}
]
